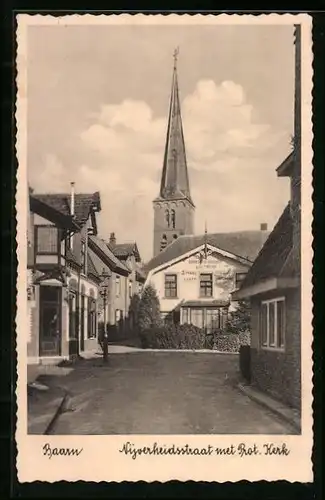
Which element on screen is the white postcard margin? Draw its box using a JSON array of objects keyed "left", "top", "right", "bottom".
[{"left": 16, "top": 13, "right": 314, "bottom": 483}]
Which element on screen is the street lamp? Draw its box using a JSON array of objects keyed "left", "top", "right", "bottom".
[{"left": 100, "top": 268, "right": 110, "bottom": 363}]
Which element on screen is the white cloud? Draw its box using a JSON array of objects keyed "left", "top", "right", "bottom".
[{"left": 29, "top": 79, "right": 290, "bottom": 261}]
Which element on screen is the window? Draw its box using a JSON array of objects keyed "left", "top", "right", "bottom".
[
  {"left": 164, "top": 274, "right": 177, "bottom": 298},
  {"left": 260, "top": 298, "right": 285, "bottom": 349},
  {"left": 165, "top": 209, "right": 170, "bottom": 228},
  {"left": 129, "top": 280, "right": 133, "bottom": 298},
  {"left": 190, "top": 309, "right": 204, "bottom": 328},
  {"left": 115, "top": 309, "right": 121, "bottom": 323},
  {"left": 115, "top": 276, "right": 121, "bottom": 297},
  {"left": 171, "top": 209, "right": 176, "bottom": 228},
  {"left": 235, "top": 272, "right": 247, "bottom": 289},
  {"left": 36, "top": 226, "right": 59, "bottom": 254},
  {"left": 87, "top": 297, "right": 96, "bottom": 338},
  {"left": 206, "top": 309, "right": 221, "bottom": 333},
  {"left": 160, "top": 234, "right": 167, "bottom": 252},
  {"left": 182, "top": 308, "right": 189, "bottom": 324},
  {"left": 200, "top": 273, "right": 213, "bottom": 297},
  {"left": 81, "top": 240, "right": 86, "bottom": 274}
]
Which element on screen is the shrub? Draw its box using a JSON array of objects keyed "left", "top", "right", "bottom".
[
  {"left": 226, "top": 300, "right": 251, "bottom": 334},
  {"left": 213, "top": 334, "right": 240, "bottom": 353},
  {"left": 139, "top": 323, "right": 206, "bottom": 350},
  {"left": 138, "top": 284, "right": 162, "bottom": 332},
  {"left": 238, "top": 330, "right": 251, "bottom": 346},
  {"left": 239, "top": 345, "right": 251, "bottom": 382}
]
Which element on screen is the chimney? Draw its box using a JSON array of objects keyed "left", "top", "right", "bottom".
[
  {"left": 260, "top": 223, "right": 268, "bottom": 231},
  {"left": 109, "top": 232, "right": 116, "bottom": 247},
  {"left": 70, "top": 182, "right": 75, "bottom": 216}
]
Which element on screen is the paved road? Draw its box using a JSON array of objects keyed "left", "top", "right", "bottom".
[{"left": 50, "top": 352, "right": 296, "bottom": 435}]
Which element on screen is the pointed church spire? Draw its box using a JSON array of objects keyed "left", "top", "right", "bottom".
[{"left": 159, "top": 48, "right": 194, "bottom": 206}]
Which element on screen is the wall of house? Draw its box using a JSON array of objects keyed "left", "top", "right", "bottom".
[
  {"left": 107, "top": 271, "right": 128, "bottom": 328},
  {"left": 148, "top": 250, "right": 250, "bottom": 314},
  {"left": 250, "top": 289, "right": 301, "bottom": 410},
  {"left": 65, "top": 269, "right": 99, "bottom": 354},
  {"left": 27, "top": 274, "right": 39, "bottom": 365}
]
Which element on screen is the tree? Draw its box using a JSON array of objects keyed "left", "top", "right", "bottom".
[
  {"left": 128, "top": 293, "right": 141, "bottom": 331},
  {"left": 226, "top": 300, "right": 251, "bottom": 334},
  {"left": 138, "top": 284, "right": 162, "bottom": 331}
]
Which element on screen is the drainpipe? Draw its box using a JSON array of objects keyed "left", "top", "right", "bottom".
[{"left": 70, "top": 182, "right": 75, "bottom": 250}]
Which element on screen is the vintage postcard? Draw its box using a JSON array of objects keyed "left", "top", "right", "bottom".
[{"left": 16, "top": 13, "right": 314, "bottom": 483}]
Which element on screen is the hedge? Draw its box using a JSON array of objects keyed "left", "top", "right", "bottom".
[
  {"left": 139, "top": 324, "right": 251, "bottom": 351},
  {"left": 139, "top": 323, "right": 206, "bottom": 350},
  {"left": 213, "top": 334, "right": 240, "bottom": 352},
  {"left": 213, "top": 330, "right": 251, "bottom": 353}
]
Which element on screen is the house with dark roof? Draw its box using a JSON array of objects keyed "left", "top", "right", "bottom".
[
  {"left": 233, "top": 26, "right": 301, "bottom": 412},
  {"left": 28, "top": 183, "right": 103, "bottom": 364},
  {"left": 83, "top": 232, "right": 146, "bottom": 341},
  {"left": 145, "top": 228, "right": 269, "bottom": 330}
]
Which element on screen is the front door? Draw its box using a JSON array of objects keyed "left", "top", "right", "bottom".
[
  {"left": 80, "top": 295, "right": 85, "bottom": 352},
  {"left": 68, "top": 292, "right": 79, "bottom": 357},
  {"left": 39, "top": 286, "right": 61, "bottom": 356}
]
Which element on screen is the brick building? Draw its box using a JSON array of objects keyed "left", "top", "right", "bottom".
[{"left": 233, "top": 26, "right": 301, "bottom": 411}]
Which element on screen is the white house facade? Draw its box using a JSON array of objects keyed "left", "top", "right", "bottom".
[{"left": 145, "top": 241, "right": 255, "bottom": 332}]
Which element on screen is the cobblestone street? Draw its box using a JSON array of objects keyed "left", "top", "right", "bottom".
[{"left": 39, "top": 352, "right": 297, "bottom": 435}]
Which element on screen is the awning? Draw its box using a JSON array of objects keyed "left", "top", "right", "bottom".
[{"left": 181, "top": 299, "right": 230, "bottom": 308}]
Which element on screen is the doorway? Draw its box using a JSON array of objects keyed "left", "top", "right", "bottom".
[
  {"left": 80, "top": 294, "right": 85, "bottom": 352},
  {"left": 39, "top": 286, "right": 61, "bottom": 356}
]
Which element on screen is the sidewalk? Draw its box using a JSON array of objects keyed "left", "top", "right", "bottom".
[
  {"left": 28, "top": 382, "right": 68, "bottom": 434},
  {"left": 238, "top": 382, "right": 301, "bottom": 433}
]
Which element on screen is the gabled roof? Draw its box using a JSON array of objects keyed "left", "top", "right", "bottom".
[
  {"left": 89, "top": 236, "right": 130, "bottom": 276},
  {"left": 276, "top": 151, "right": 294, "bottom": 178},
  {"left": 30, "top": 194, "right": 79, "bottom": 231},
  {"left": 145, "top": 231, "right": 269, "bottom": 272},
  {"left": 32, "top": 192, "right": 101, "bottom": 227},
  {"left": 110, "top": 242, "right": 141, "bottom": 262},
  {"left": 239, "top": 204, "right": 293, "bottom": 289}
]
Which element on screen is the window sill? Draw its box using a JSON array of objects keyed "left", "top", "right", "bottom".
[
  {"left": 260, "top": 345, "right": 285, "bottom": 353},
  {"left": 163, "top": 296, "right": 178, "bottom": 300}
]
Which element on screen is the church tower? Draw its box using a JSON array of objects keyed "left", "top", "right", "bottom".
[{"left": 153, "top": 48, "right": 195, "bottom": 257}]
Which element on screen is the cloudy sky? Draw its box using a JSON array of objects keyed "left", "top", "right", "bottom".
[{"left": 27, "top": 23, "right": 295, "bottom": 262}]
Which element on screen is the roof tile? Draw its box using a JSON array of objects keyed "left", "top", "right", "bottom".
[
  {"left": 33, "top": 192, "right": 100, "bottom": 225},
  {"left": 239, "top": 204, "right": 293, "bottom": 289},
  {"left": 145, "top": 230, "right": 269, "bottom": 272}
]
